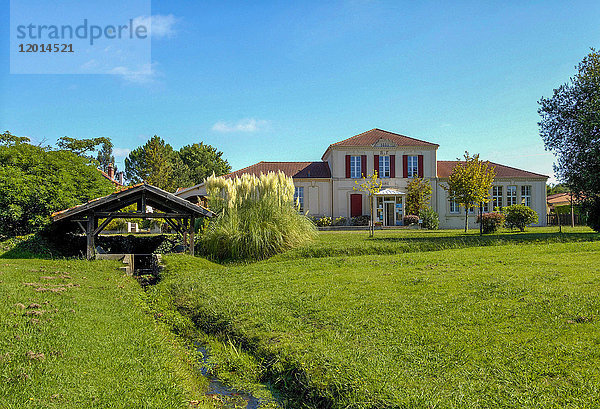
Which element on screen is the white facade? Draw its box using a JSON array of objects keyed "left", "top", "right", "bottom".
[{"left": 176, "top": 129, "right": 548, "bottom": 228}]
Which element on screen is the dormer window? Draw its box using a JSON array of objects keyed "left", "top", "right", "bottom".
[
  {"left": 379, "top": 155, "right": 390, "bottom": 178},
  {"left": 407, "top": 155, "right": 418, "bottom": 178}
]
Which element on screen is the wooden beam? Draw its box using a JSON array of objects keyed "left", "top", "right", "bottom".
[
  {"left": 164, "top": 218, "right": 183, "bottom": 234},
  {"left": 189, "top": 216, "right": 195, "bottom": 256},
  {"left": 94, "top": 212, "right": 195, "bottom": 219},
  {"left": 76, "top": 221, "right": 87, "bottom": 235},
  {"left": 93, "top": 216, "right": 115, "bottom": 236},
  {"left": 86, "top": 212, "right": 95, "bottom": 260}
]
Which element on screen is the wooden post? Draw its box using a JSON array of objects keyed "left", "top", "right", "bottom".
[
  {"left": 182, "top": 218, "right": 188, "bottom": 250},
  {"left": 570, "top": 194, "right": 575, "bottom": 228},
  {"left": 189, "top": 216, "right": 195, "bottom": 256},
  {"left": 86, "top": 212, "right": 95, "bottom": 260}
]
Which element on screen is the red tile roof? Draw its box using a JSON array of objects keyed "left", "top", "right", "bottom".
[
  {"left": 547, "top": 192, "right": 583, "bottom": 205},
  {"left": 436, "top": 161, "right": 548, "bottom": 179},
  {"left": 326, "top": 128, "right": 438, "bottom": 150},
  {"left": 223, "top": 161, "right": 331, "bottom": 179},
  {"left": 98, "top": 168, "right": 123, "bottom": 186}
]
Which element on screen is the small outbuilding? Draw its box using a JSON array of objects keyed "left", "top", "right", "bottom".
[{"left": 51, "top": 183, "right": 215, "bottom": 259}]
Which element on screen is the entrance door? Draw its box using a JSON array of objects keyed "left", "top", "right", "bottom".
[
  {"left": 384, "top": 202, "right": 395, "bottom": 226},
  {"left": 350, "top": 194, "right": 362, "bottom": 217}
]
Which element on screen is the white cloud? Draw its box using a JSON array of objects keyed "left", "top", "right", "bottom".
[
  {"left": 132, "top": 14, "right": 178, "bottom": 38},
  {"left": 113, "top": 147, "right": 131, "bottom": 157},
  {"left": 80, "top": 59, "right": 99, "bottom": 70},
  {"left": 109, "top": 62, "right": 158, "bottom": 84},
  {"left": 212, "top": 118, "right": 270, "bottom": 133}
]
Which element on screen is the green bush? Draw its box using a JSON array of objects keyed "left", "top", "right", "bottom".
[
  {"left": 503, "top": 204, "right": 538, "bottom": 231},
  {"left": 332, "top": 217, "right": 348, "bottom": 226},
  {"left": 403, "top": 215, "right": 419, "bottom": 226},
  {"left": 419, "top": 207, "right": 439, "bottom": 230},
  {"left": 351, "top": 215, "right": 369, "bottom": 226},
  {"left": 476, "top": 212, "right": 505, "bottom": 234},
  {"left": 316, "top": 216, "right": 332, "bottom": 227},
  {"left": 199, "top": 172, "right": 317, "bottom": 261}
]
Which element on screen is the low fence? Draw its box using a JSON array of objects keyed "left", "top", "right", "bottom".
[{"left": 546, "top": 213, "right": 584, "bottom": 226}]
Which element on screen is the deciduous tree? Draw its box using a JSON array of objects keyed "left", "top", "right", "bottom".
[
  {"left": 353, "top": 172, "right": 382, "bottom": 237},
  {"left": 405, "top": 177, "right": 432, "bottom": 216},
  {"left": 0, "top": 133, "right": 115, "bottom": 236},
  {"left": 444, "top": 152, "right": 496, "bottom": 232},
  {"left": 176, "top": 142, "right": 231, "bottom": 187},
  {"left": 539, "top": 49, "right": 600, "bottom": 231}
]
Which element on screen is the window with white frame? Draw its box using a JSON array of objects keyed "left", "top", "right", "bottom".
[
  {"left": 507, "top": 185, "right": 517, "bottom": 206},
  {"left": 407, "top": 155, "right": 418, "bottom": 178},
  {"left": 294, "top": 187, "right": 304, "bottom": 211},
  {"left": 492, "top": 186, "right": 503, "bottom": 210},
  {"left": 450, "top": 199, "right": 460, "bottom": 214},
  {"left": 521, "top": 185, "right": 531, "bottom": 207},
  {"left": 350, "top": 156, "right": 361, "bottom": 178},
  {"left": 379, "top": 155, "right": 390, "bottom": 178}
]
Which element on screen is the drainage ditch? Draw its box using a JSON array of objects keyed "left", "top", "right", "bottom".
[{"left": 119, "top": 254, "right": 266, "bottom": 408}]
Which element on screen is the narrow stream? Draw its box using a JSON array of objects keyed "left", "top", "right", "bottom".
[
  {"left": 196, "top": 343, "right": 262, "bottom": 409},
  {"left": 131, "top": 254, "right": 264, "bottom": 408}
]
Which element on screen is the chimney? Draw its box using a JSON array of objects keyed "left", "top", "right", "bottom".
[
  {"left": 117, "top": 171, "right": 124, "bottom": 185},
  {"left": 107, "top": 163, "right": 115, "bottom": 180}
]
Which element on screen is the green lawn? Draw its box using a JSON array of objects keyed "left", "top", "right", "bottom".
[
  {"left": 0, "top": 257, "right": 215, "bottom": 408},
  {"left": 154, "top": 227, "right": 600, "bottom": 408},
  {"left": 273, "top": 226, "right": 599, "bottom": 260}
]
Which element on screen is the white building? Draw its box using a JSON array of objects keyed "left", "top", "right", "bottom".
[{"left": 176, "top": 129, "right": 548, "bottom": 228}]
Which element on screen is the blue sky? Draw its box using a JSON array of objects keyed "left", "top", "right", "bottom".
[{"left": 2, "top": 0, "right": 600, "bottom": 184}]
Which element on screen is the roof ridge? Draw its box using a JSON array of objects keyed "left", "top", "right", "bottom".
[
  {"left": 371, "top": 128, "right": 438, "bottom": 145},
  {"left": 329, "top": 128, "right": 377, "bottom": 146}
]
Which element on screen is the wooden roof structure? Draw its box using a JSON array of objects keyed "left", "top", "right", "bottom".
[{"left": 52, "top": 183, "right": 215, "bottom": 259}]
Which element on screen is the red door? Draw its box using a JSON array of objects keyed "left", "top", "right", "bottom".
[{"left": 350, "top": 194, "right": 362, "bottom": 217}]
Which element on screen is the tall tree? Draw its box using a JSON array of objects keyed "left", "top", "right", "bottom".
[
  {"left": 444, "top": 152, "right": 496, "bottom": 232},
  {"left": 1, "top": 130, "right": 30, "bottom": 146},
  {"left": 539, "top": 49, "right": 600, "bottom": 230},
  {"left": 405, "top": 177, "right": 432, "bottom": 216},
  {"left": 57, "top": 136, "right": 111, "bottom": 158},
  {"left": 176, "top": 143, "right": 231, "bottom": 186},
  {"left": 0, "top": 133, "right": 115, "bottom": 236},
  {"left": 353, "top": 172, "right": 382, "bottom": 237},
  {"left": 96, "top": 141, "right": 115, "bottom": 173},
  {"left": 125, "top": 135, "right": 176, "bottom": 190}
]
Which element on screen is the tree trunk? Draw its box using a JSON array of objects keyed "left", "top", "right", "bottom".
[
  {"left": 479, "top": 202, "right": 483, "bottom": 236},
  {"left": 370, "top": 198, "right": 374, "bottom": 237},
  {"left": 570, "top": 195, "right": 575, "bottom": 228},
  {"left": 464, "top": 208, "right": 468, "bottom": 232}
]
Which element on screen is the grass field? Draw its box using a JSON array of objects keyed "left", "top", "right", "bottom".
[
  {"left": 153, "top": 227, "right": 600, "bottom": 408},
  {"left": 0, "top": 256, "right": 216, "bottom": 408},
  {"left": 273, "top": 226, "right": 599, "bottom": 260}
]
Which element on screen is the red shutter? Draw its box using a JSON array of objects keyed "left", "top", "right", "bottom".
[
  {"left": 418, "top": 155, "right": 424, "bottom": 178},
  {"left": 390, "top": 155, "right": 395, "bottom": 178},
  {"left": 345, "top": 155, "right": 351, "bottom": 178},
  {"left": 403, "top": 155, "right": 408, "bottom": 178},
  {"left": 374, "top": 155, "right": 379, "bottom": 176},
  {"left": 360, "top": 155, "right": 367, "bottom": 177}
]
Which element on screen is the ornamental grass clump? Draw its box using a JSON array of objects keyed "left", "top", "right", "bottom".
[{"left": 199, "top": 171, "right": 317, "bottom": 261}]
